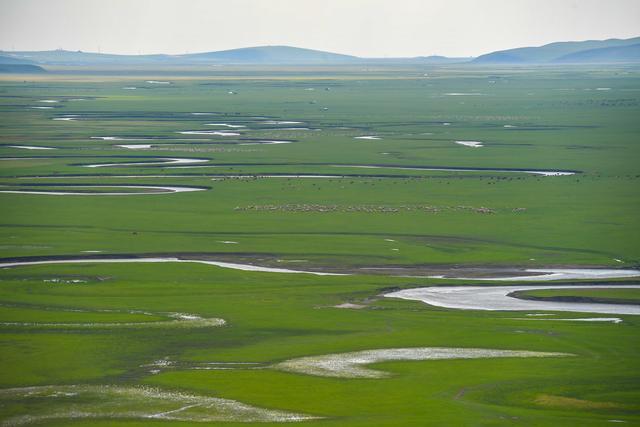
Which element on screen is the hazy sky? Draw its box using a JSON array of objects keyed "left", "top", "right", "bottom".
[{"left": 1, "top": 0, "right": 639, "bottom": 57}]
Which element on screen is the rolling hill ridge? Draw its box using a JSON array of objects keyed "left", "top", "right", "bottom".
[{"left": 2, "top": 36, "right": 639, "bottom": 67}]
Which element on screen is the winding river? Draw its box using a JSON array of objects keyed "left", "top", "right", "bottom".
[
  {"left": 385, "top": 285, "right": 640, "bottom": 315},
  {"left": 0, "top": 185, "right": 206, "bottom": 195},
  {"left": 0, "top": 257, "right": 346, "bottom": 276}
]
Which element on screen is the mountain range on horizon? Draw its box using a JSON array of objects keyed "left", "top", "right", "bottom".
[
  {"left": 0, "top": 45, "right": 470, "bottom": 67},
  {"left": 473, "top": 36, "right": 640, "bottom": 64},
  {"left": 1, "top": 36, "right": 639, "bottom": 70}
]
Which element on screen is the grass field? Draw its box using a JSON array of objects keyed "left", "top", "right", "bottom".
[{"left": 1, "top": 64, "right": 639, "bottom": 425}]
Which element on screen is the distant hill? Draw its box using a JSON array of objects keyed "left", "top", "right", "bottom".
[
  {"left": 0, "top": 54, "right": 36, "bottom": 65},
  {"left": 474, "top": 37, "right": 640, "bottom": 64},
  {"left": 0, "top": 46, "right": 358, "bottom": 66},
  {"left": 3, "top": 37, "right": 640, "bottom": 67},
  {"left": 0, "top": 63, "right": 46, "bottom": 73},
  {"left": 555, "top": 43, "right": 640, "bottom": 63},
  {"left": 0, "top": 46, "right": 466, "bottom": 66},
  {"left": 0, "top": 55, "right": 45, "bottom": 72},
  {"left": 181, "top": 45, "right": 357, "bottom": 64},
  {"left": 0, "top": 50, "right": 173, "bottom": 66}
]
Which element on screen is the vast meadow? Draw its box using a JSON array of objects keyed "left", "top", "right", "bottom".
[{"left": 0, "top": 64, "right": 639, "bottom": 426}]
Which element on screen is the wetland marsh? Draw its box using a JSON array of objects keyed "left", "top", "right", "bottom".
[{"left": 1, "top": 64, "right": 639, "bottom": 426}]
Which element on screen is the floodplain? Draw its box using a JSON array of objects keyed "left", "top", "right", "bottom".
[{"left": 1, "top": 64, "right": 639, "bottom": 426}]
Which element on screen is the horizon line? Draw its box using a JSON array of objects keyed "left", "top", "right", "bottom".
[{"left": 2, "top": 35, "right": 639, "bottom": 59}]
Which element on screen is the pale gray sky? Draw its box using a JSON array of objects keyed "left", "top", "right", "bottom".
[{"left": 1, "top": 0, "right": 639, "bottom": 57}]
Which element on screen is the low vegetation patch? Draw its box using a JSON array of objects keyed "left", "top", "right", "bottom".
[{"left": 234, "top": 204, "right": 525, "bottom": 214}]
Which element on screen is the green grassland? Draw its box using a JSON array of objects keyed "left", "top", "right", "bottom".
[{"left": 0, "top": 65, "right": 639, "bottom": 425}]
